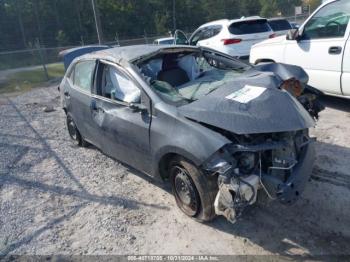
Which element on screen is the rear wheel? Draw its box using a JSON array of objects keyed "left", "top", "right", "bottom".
[
  {"left": 66, "top": 115, "right": 87, "bottom": 147},
  {"left": 169, "top": 156, "right": 218, "bottom": 222}
]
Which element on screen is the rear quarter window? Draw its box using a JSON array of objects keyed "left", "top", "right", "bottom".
[
  {"left": 268, "top": 20, "right": 292, "bottom": 31},
  {"left": 229, "top": 19, "right": 271, "bottom": 35},
  {"left": 73, "top": 60, "right": 96, "bottom": 92}
]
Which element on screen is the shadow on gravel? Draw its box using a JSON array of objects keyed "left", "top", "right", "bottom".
[
  {"left": 320, "top": 95, "right": 350, "bottom": 113},
  {"left": 0, "top": 173, "right": 169, "bottom": 211},
  {"left": 0, "top": 203, "right": 86, "bottom": 257},
  {"left": 1, "top": 98, "right": 169, "bottom": 211},
  {"left": 1, "top": 97, "right": 170, "bottom": 256}
]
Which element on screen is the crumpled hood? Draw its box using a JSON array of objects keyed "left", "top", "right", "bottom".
[{"left": 178, "top": 65, "right": 315, "bottom": 135}]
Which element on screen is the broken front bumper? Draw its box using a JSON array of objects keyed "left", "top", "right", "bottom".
[
  {"left": 212, "top": 135, "right": 316, "bottom": 223},
  {"left": 263, "top": 141, "right": 315, "bottom": 204}
]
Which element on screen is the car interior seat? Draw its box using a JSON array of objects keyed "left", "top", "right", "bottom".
[{"left": 157, "top": 54, "right": 189, "bottom": 87}]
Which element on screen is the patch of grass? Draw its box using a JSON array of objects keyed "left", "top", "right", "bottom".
[{"left": 0, "top": 63, "right": 65, "bottom": 94}]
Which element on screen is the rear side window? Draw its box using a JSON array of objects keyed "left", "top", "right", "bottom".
[
  {"left": 73, "top": 60, "right": 96, "bottom": 92},
  {"left": 190, "top": 25, "right": 222, "bottom": 45},
  {"left": 268, "top": 20, "right": 292, "bottom": 31},
  {"left": 229, "top": 20, "right": 271, "bottom": 35}
]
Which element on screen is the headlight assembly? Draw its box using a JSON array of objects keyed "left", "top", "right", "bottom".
[
  {"left": 235, "top": 152, "right": 257, "bottom": 175},
  {"left": 203, "top": 152, "right": 234, "bottom": 175},
  {"left": 281, "top": 78, "right": 304, "bottom": 97}
]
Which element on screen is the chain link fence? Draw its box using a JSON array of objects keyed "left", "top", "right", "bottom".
[
  {"left": 0, "top": 34, "right": 175, "bottom": 72},
  {"left": 0, "top": 14, "right": 311, "bottom": 73}
]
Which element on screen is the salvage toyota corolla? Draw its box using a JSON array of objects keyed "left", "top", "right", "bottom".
[{"left": 59, "top": 45, "right": 324, "bottom": 223}]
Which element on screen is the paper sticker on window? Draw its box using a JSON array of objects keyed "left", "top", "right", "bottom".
[{"left": 226, "top": 85, "right": 266, "bottom": 103}]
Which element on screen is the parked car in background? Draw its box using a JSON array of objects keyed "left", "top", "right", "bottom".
[
  {"left": 290, "top": 21, "right": 300, "bottom": 29},
  {"left": 59, "top": 45, "right": 323, "bottom": 224},
  {"left": 268, "top": 18, "right": 293, "bottom": 36},
  {"left": 175, "top": 16, "right": 275, "bottom": 59},
  {"left": 153, "top": 37, "right": 175, "bottom": 45},
  {"left": 250, "top": 0, "right": 350, "bottom": 97}
]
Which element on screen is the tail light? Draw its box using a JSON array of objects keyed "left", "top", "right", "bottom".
[
  {"left": 221, "top": 39, "right": 242, "bottom": 45},
  {"left": 269, "top": 33, "right": 276, "bottom": 38},
  {"left": 281, "top": 78, "right": 304, "bottom": 97}
]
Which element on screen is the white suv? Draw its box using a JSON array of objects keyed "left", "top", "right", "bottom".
[
  {"left": 250, "top": 0, "right": 350, "bottom": 97},
  {"left": 175, "top": 17, "right": 275, "bottom": 59}
]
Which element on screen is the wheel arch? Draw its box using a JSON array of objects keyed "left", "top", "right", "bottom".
[{"left": 155, "top": 148, "right": 203, "bottom": 181}]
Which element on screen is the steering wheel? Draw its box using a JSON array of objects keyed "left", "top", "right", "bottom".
[{"left": 326, "top": 20, "right": 341, "bottom": 34}]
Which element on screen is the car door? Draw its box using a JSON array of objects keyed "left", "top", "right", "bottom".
[
  {"left": 284, "top": 0, "right": 350, "bottom": 95},
  {"left": 91, "top": 60, "right": 152, "bottom": 173},
  {"left": 174, "top": 30, "right": 189, "bottom": 45},
  {"left": 342, "top": 29, "right": 350, "bottom": 96},
  {"left": 66, "top": 59, "right": 103, "bottom": 147}
]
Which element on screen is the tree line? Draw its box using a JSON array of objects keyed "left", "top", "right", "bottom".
[{"left": 0, "top": 0, "right": 322, "bottom": 52}]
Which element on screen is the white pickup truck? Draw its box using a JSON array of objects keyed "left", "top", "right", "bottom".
[{"left": 250, "top": 0, "right": 350, "bottom": 97}]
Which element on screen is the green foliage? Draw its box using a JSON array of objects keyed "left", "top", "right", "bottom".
[
  {"left": 0, "top": 63, "right": 65, "bottom": 94},
  {"left": 0, "top": 0, "right": 301, "bottom": 51},
  {"left": 304, "top": 0, "right": 322, "bottom": 12}
]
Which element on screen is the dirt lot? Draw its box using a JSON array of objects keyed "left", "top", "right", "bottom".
[{"left": 1, "top": 85, "right": 350, "bottom": 257}]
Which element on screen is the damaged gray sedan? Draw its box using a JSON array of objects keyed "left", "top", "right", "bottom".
[{"left": 59, "top": 45, "right": 323, "bottom": 223}]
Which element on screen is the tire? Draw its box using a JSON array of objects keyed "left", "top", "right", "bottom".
[
  {"left": 66, "top": 115, "right": 88, "bottom": 147},
  {"left": 169, "top": 156, "right": 218, "bottom": 222}
]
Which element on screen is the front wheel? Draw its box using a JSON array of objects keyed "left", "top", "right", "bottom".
[{"left": 169, "top": 156, "right": 218, "bottom": 222}]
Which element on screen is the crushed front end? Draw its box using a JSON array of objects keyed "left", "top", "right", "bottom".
[{"left": 203, "top": 130, "right": 315, "bottom": 223}]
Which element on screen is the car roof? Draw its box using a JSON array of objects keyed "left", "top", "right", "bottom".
[
  {"left": 198, "top": 16, "right": 268, "bottom": 28},
  {"left": 76, "top": 44, "right": 198, "bottom": 65}
]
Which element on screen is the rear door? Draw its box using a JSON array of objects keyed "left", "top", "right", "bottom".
[
  {"left": 227, "top": 19, "right": 274, "bottom": 56},
  {"left": 284, "top": 0, "right": 350, "bottom": 95},
  {"left": 66, "top": 59, "right": 102, "bottom": 147}
]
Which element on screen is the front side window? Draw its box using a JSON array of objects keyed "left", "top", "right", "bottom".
[
  {"left": 302, "top": 0, "right": 350, "bottom": 39},
  {"left": 229, "top": 19, "right": 271, "bottom": 35},
  {"left": 73, "top": 60, "right": 96, "bottom": 92},
  {"left": 99, "top": 64, "right": 141, "bottom": 103}
]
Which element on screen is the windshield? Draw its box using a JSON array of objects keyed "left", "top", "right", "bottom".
[{"left": 138, "top": 50, "right": 251, "bottom": 105}]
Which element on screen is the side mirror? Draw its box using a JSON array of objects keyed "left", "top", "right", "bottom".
[
  {"left": 128, "top": 103, "right": 148, "bottom": 113},
  {"left": 286, "top": 29, "right": 300, "bottom": 41}
]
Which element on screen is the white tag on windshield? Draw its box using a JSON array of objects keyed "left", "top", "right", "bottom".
[{"left": 225, "top": 85, "right": 266, "bottom": 103}]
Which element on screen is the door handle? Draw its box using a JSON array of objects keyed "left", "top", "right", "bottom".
[
  {"left": 329, "top": 46, "right": 342, "bottom": 55},
  {"left": 90, "top": 99, "right": 97, "bottom": 111},
  {"left": 90, "top": 100, "right": 105, "bottom": 113}
]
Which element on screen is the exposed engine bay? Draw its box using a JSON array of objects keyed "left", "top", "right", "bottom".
[{"left": 204, "top": 130, "right": 315, "bottom": 223}]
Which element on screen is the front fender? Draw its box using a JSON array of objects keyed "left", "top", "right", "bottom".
[{"left": 150, "top": 106, "right": 231, "bottom": 178}]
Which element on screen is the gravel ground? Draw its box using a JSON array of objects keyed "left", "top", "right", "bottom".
[{"left": 0, "top": 85, "right": 350, "bottom": 257}]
